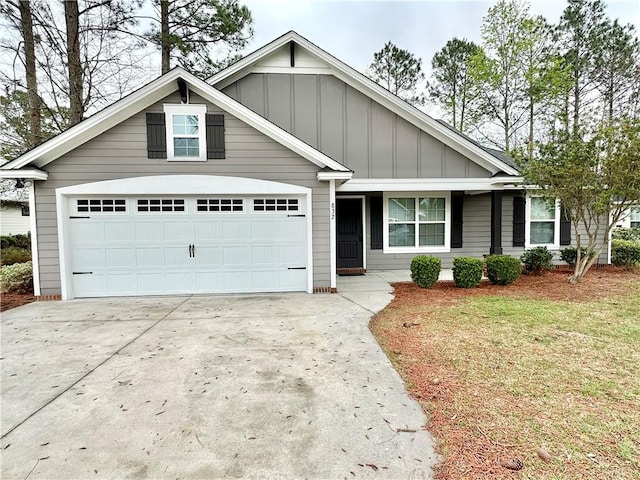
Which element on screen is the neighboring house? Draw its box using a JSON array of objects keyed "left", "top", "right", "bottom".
[
  {"left": 615, "top": 206, "right": 640, "bottom": 230},
  {"left": 0, "top": 31, "right": 595, "bottom": 300},
  {"left": 0, "top": 200, "right": 30, "bottom": 236}
]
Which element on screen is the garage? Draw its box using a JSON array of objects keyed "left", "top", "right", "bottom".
[{"left": 57, "top": 176, "right": 313, "bottom": 299}]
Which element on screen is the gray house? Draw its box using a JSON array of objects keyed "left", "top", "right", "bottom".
[{"left": 0, "top": 32, "right": 577, "bottom": 300}]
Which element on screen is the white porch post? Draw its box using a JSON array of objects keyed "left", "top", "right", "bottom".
[
  {"left": 28, "top": 182, "right": 40, "bottom": 296},
  {"left": 329, "top": 179, "right": 337, "bottom": 291}
]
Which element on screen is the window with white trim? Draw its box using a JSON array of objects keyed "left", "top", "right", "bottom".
[
  {"left": 137, "top": 199, "right": 185, "bottom": 213},
  {"left": 163, "top": 104, "right": 207, "bottom": 161},
  {"left": 384, "top": 194, "right": 450, "bottom": 252},
  {"left": 253, "top": 198, "right": 299, "bottom": 212},
  {"left": 526, "top": 196, "right": 559, "bottom": 247}
]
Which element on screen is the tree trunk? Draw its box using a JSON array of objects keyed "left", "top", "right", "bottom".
[
  {"left": 18, "top": 0, "right": 41, "bottom": 147},
  {"left": 160, "top": 0, "right": 170, "bottom": 74},
  {"left": 64, "top": 0, "right": 83, "bottom": 125},
  {"left": 528, "top": 95, "right": 534, "bottom": 161}
]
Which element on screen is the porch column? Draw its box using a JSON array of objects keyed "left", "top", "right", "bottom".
[
  {"left": 329, "top": 179, "right": 337, "bottom": 291},
  {"left": 490, "top": 190, "right": 503, "bottom": 255}
]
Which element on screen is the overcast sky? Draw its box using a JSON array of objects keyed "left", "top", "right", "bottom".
[{"left": 239, "top": 0, "right": 640, "bottom": 75}]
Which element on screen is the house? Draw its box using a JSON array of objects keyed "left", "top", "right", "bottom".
[
  {"left": 0, "top": 199, "right": 30, "bottom": 236},
  {"left": 0, "top": 31, "right": 589, "bottom": 300}
]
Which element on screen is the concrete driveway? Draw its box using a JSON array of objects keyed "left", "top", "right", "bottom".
[{"left": 1, "top": 280, "right": 436, "bottom": 479}]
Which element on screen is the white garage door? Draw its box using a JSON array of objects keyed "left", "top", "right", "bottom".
[{"left": 67, "top": 195, "right": 308, "bottom": 297}]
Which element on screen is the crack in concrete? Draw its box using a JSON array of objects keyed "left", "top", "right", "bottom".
[{"left": 0, "top": 296, "right": 193, "bottom": 439}]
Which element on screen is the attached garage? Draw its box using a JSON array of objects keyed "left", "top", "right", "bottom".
[{"left": 56, "top": 176, "right": 313, "bottom": 299}]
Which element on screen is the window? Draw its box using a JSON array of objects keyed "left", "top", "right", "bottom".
[
  {"left": 631, "top": 207, "right": 640, "bottom": 229},
  {"left": 197, "top": 199, "right": 243, "bottom": 212},
  {"left": 21, "top": 205, "right": 29, "bottom": 216},
  {"left": 137, "top": 199, "right": 185, "bottom": 213},
  {"left": 384, "top": 194, "right": 450, "bottom": 252},
  {"left": 253, "top": 198, "right": 299, "bottom": 212},
  {"left": 77, "top": 199, "right": 126, "bottom": 213},
  {"left": 163, "top": 104, "right": 206, "bottom": 161},
  {"left": 526, "top": 196, "right": 559, "bottom": 247}
]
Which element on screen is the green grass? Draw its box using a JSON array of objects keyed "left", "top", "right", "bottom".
[{"left": 372, "top": 281, "right": 640, "bottom": 480}]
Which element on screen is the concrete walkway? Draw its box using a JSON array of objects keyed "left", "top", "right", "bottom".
[{"left": 1, "top": 281, "right": 437, "bottom": 479}]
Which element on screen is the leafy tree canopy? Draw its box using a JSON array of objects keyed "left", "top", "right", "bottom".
[{"left": 368, "top": 41, "right": 425, "bottom": 106}]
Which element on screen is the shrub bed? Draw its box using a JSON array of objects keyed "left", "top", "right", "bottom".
[
  {"left": 452, "top": 257, "right": 483, "bottom": 288},
  {"left": 0, "top": 247, "right": 32, "bottom": 266},
  {"left": 485, "top": 255, "right": 521, "bottom": 285},
  {"left": 560, "top": 247, "right": 595, "bottom": 268},
  {"left": 410, "top": 255, "right": 441, "bottom": 289},
  {"left": 1, "top": 233, "right": 31, "bottom": 250},
  {"left": 611, "top": 239, "right": 640, "bottom": 269},
  {"left": 1, "top": 261, "right": 33, "bottom": 293},
  {"left": 521, "top": 246, "right": 553, "bottom": 275}
]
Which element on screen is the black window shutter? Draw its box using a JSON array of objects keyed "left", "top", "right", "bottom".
[
  {"left": 146, "top": 113, "right": 166, "bottom": 159},
  {"left": 513, "top": 196, "right": 526, "bottom": 247},
  {"left": 370, "top": 196, "right": 383, "bottom": 250},
  {"left": 560, "top": 206, "right": 571, "bottom": 245},
  {"left": 206, "top": 114, "right": 225, "bottom": 159},
  {"left": 451, "top": 192, "right": 464, "bottom": 248}
]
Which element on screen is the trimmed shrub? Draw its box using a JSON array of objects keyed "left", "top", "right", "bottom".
[
  {"left": 611, "top": 239, "right": 640, "bottom": 269},
  {"left": 1, "top": 233, "right": 31, "bottom": 250},
  {"left": 1, "top": 261, "right": 33, "bottom": 293},
  {"left": 1, "top": 247, "right": 32, "bottom": 266},
  {"left": 410, "top": 255, "right": 441, "bottom": 289},
  {"left": 520, "top": 246, "right": 553, "bottom": 275},
  {"left": 560, "top": 246, "right": 595, "bottom": 268},
  {"left": 452, "top": 257, "right": 483, "bottom": 288},
  {"left": 486, "top": 255, "right": 522, "bottom": 285},
  {"left": 612, "top": 227, "right": 640, "bottom": 242}
]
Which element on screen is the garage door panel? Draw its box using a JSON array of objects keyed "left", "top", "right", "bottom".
[
  {"left": 69, "top": 195, "right": 308, "bottom": 297},
  {"left": 105, "top": 248, "right": 135, "bottom": 267},
  {"left": 104, "top": 222, "right": 134, "bottom": 242},
  {"left": 194, "top": 222, "right": 222, "bottom": 241}
]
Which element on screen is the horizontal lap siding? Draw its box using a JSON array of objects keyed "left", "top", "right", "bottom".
[{"left": 35, "top": 93, "right": 330, "bottom": 294}]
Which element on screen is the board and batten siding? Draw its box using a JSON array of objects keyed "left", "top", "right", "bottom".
[
  {"left": 34, "top": 92, "right": 330, "bottom": 295},
  {"left": 222, "top": 74, "right": 492, "bottom": 180}
]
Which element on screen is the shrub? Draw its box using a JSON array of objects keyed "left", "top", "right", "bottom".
[
  {"left": 560, "top": 246, "right": 595, "bottom": 268},
  {"left": 486, "top": 255, "right": 522, "bottom": 285},
  {"left": 520, "top": 246, "right": 553, "bottom": 275},
  {"left": 0, "top": 247, "right": 32, "bottom": 266},
  {"left": 0, "top": 261, "right": 33, "bottom": 293},
  {"left": 452, "top": 257, "right": 483, "bottom": 288},
  {"left": 611, "top": 239, "right": 640, "bottom": 269},
  {"left": 1, "top": 233, "right": 31, "bottom": 250},
  {"left": 410, "top": 255, "right": 441, "bottom": 289},
  {"left": 612, "top": 227, "right": 640, "bottom": 242}
]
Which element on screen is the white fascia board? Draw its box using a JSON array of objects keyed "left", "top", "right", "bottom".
[
  {"left": 4, "top": 70, "right": 183, "bottom": 170},
  {"left": 210, "top": 31, "right": 520, "bottom": 177},
  {"left": 317, "top": 171, "right": 353, "bottom": 181},
  {"left": 0, "top": 169, "right": 49, "bottom": 180},
  {"left": 337, "top": 178, "right": 523, "bottom": 193},
  {"left": 183, "top": 73, "right": 349, "bottom": 172}
]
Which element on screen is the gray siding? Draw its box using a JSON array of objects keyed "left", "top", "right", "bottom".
[
  {"left": 365, "top": 192, "right": 609, "bottom": 271},
  {"left": 223, "top": 74, "right": 493, "bottom": 179},
  {"left": 35, "top": 92, "right": 330, "bottom": 295}
]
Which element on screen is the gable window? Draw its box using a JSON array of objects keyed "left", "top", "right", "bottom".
[
  {"left": 526, "top": 196, "right": 560, "bottom": 247},
  {"left": 163, "top": 104, "right": 207, "bottom": 161},
  {"left": 383, "top": 193, "right": 450, "bottom": 253}
]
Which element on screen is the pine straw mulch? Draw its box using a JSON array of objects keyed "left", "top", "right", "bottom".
[
  {"left": 369, "top": 267, "right": 640, "bottom": 480},
  {"left": 1, "top": 291, "right": 35, "bottom": 312}
]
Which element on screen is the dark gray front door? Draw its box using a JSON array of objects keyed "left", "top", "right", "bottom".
[{"left": 336, "top": 198, "right": 363, "bottom": 269}]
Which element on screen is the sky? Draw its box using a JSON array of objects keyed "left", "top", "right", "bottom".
[{"left": 238, "top": 0, "right": 640, "bottom": 75}]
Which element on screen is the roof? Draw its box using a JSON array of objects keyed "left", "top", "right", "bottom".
[
  {"left": 0, "top": 67, "right": 351, "bottom": 174},
  {"left": 209, "top": 31, "right": 520, "bottom": 177},
  {"left": 434, "top": 120, "right": 519, "bottom": 171}
]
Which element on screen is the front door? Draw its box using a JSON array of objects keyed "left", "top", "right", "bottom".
[{"left": 336, "top": 198, "right": 364, "bottom": 271}]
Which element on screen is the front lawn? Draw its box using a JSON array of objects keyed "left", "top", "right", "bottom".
[{"left": 370, "top": 269, "right": 640, "bottom": 480}]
